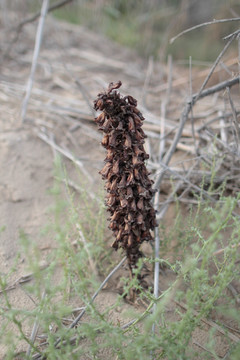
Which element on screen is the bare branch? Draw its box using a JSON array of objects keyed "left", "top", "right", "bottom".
[
  {"left": 194, "top": 32, "right": 238, "bottom": 103},
  {"left": 193, "top": 76, "right": 239, "bottom": 101},
  {"left": 141, "top": 56, "right": 154, "bottom": 107},
  {"left": 21, "top": 0, "right": 49, "bottom": 122},
  {"left": 153, "top": 75, "right": 240, "bottom": 192},
  {"left": 170, "top": 17, "right": 240, "bottom": 44},
  {"left": 17, "top": 0, "right": 74, "bottom": 31},
  {"left": 226, "top": 87, "right": 240, "bottom": 153},
  {"left": 37, "top": 131, "right": 93, "bottom": 183}
]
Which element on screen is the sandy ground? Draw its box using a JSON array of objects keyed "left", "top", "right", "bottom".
[{"left": 0, "top": 12, "right": 239, "bottom": 359}]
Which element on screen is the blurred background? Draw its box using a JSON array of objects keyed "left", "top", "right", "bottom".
[{"left": 1, "top": 0, "right": 240, "bottom": 63}]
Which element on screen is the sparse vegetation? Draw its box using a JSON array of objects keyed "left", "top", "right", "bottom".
[
  {"left": 1, "top": 160, "right": 240, "bottom": 359},
  {"left": 1, "top": 1, "right": 240, "bottom": 359}
]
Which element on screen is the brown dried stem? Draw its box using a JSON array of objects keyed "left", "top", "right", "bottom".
[{"left": 94, "top": 81, "right": 157, "bottom": 271}]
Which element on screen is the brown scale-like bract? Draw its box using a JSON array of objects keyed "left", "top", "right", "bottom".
[{"left": 94, "top": 81, "right": 157, "bottom": 268}]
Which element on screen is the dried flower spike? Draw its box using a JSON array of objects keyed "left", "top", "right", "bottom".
[{"left": 94, "top": 81, "right": 157, "bottom": 270}]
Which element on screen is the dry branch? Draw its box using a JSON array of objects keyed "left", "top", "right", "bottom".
[
  {"left": 227, "top": 87, "right": 240, "bottom": 153},
  {"left": 37, "top": 131, "right": 93, "bottom": 183},
  {"left": 16, "top": 0, "right": 73, "bottom": 30},
  {"left": 153, "top": 75, "right": 240, "bottom": 192},
  {"left": 3, "top": 0, "right": 73, "bottom": 60},
  {"left": 170, "top": 17, "right": 240, "bottom": 44},
  {"left": 21, "top": 0, "right": 49, "bottom": 122},
  {"left": 194, "top": 32, "right": 238, "bottom": 104}
]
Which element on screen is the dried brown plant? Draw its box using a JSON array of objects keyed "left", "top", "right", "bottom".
[{"left": 94, "top": 81, "right": 157, "bottom": 273}]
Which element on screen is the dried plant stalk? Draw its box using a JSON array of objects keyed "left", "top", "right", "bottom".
[{"left": 94, "top": 81, "right": 157, "bottom": 271}]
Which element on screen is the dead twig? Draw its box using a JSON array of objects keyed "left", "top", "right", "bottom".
[
  {"left": 151, "top": 222, "right": 160, "bottom": 335},
  {"left": 158, "top": 55, "right": 173, "bottom": 161},
  {"left": 155, "top": 162, "right": 218, "bottom": 202},
  {"left": 193, "top": 76, "right": 239, "bottom": 101},
  {"left": 170, "top": 17, "right": 240, "bottom": 44},
  {"left": 219, "top": 111, "right": 228, "bottom": 144},
  {"left": 16, "top": 0, "right": 73, "bottom": 31},
  {"left": 76, "top": 223, "right": 98, "bottom": 277},
  {"left": 189, "top": 56, "right": 197, "bottom": 154},
  {"left": 0, "top": 263, "right": 49, "bottom": 295},
  {"left": 204, "top": 243, "right": 240, "bottom": 259},
  {"left": 0, "top": 274, "right": 33, "bottom": 294},
  {"left": 157, "top": 164, "right": 196, "bottom": 221},
  {"left": 193, "top": 341, "right": 221, "bottom": 359},
  {"left": 223, "top": 28, "right": 240, "bottom": 40},
  {"left": 75, "top": 79, "right": 96, "bottom": 119},
  {"left": 37, "top": 131, "right": 93, "bottom": 183},
  {"left": 152, "top": 55, "right": 173, "bottom": 333},
  {"left": 175, "top": 300, "right": 240, "bottom": 343},
  {"left": 227, "top": 283, "right": 240, "bottom": 305},
  {"left": 26, "top": 291, "right": 47, "bottom": 357},
  {"left": 141, "top": 56, "right": 154, "bottom": 107},
  {"left": 60, "top": 177, "right": 101, "bottom": 204},
  {"left": 226, "top": 87, "right": 240, "bottom": 154},
  {"left": 152, "top": 34, "right": 239, "bottom": 330},
  {"left": 21, "top": 0, "right": 49, "bottom": 122},
  {"left": 153, "top": 76, "right": 240, "bottom": 192},
  {"left": 153, "top": 58, "right": 238, "bottom": 93},
  {"left": 3, "top": 0, "right": 73, "bottom": 60},
  {"left": 194, "top": 32, "right": 238, "bottom": 104}
]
